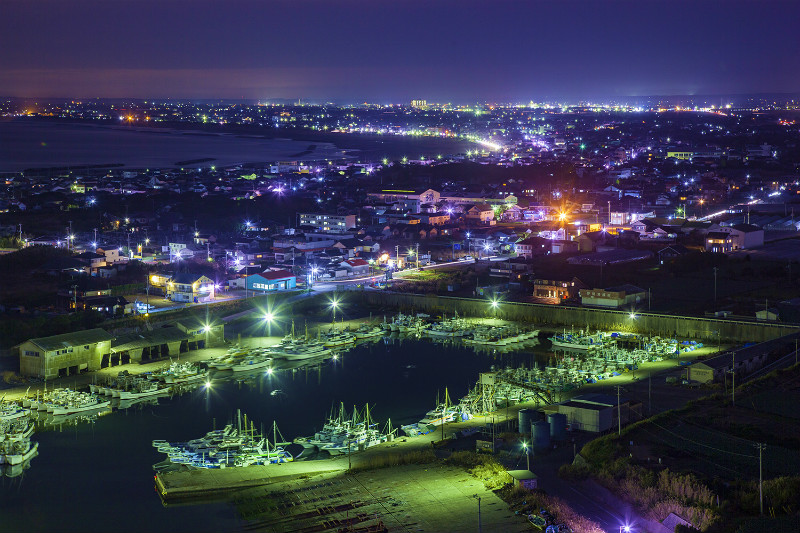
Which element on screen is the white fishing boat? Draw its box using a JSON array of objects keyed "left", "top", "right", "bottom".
[
  {"left": 353, "top": 324, "right": 384, "bottom": 340},
  {"left": 153, "top": 411, "right": 292, "bottom": 470},
  {"left": 401, "top": 389, "right": 467, "bottom": 436},
  {"left": 549, "top": 330, "right": 605, "bottom": 350},
  {"left": 294, "top": 404, "right": 392, "bottom": 456},
  {"left": 229, "top": 352, "right": 273, "bottom": 373},
  {"left": 0, "top": 412, "right": 38, "bottom": 466},
  {"left": 118, "top": 380, "right": 170, "bottom": 400},
  {"left": 321, "top": 330, "right": 356, "bottom": 348},
  {"left": 149, "top": 361, "right": 207, "bottom": 384},
  {"left": 50, "top": 396, "right": 111, "bottom": 416}
]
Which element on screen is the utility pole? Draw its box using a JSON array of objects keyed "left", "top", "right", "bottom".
[
  {"left": 728, "top": 351, "right": 736, "bottom": 407},
  {"left": 754, "top": 443, "right": 766, "bottom": 515},
  {"left": 648, "top": 372, "right": 652, "bottom": 415},
  {"left": 713, "top": 267, "right": 718, "bottom": 303},
  {"left": 473, "top": 495, "right": 482, "bottom": 533},
  {"left": 416, "top": 242, "right": 420, "bottom": 269},
  {"left": 616, "top": 385, "right": 622, "bottom": 435}
]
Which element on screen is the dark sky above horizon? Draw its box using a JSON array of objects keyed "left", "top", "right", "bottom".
[{"left": 2, "top": 0, "right": 798, "bottom": 103}]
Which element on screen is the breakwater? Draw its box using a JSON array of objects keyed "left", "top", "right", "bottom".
[{"left": 348, "top": 291, "right": 798, "bottom": 343}]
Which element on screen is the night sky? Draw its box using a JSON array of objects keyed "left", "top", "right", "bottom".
[{"left": 1, "top": 0, "right": 798, "bottom": 102}]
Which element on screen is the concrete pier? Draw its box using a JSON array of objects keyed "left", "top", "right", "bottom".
[{"left": 155, "top": 459, "right": 347, "bottom": 503}]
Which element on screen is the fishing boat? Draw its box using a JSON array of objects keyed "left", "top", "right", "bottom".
[
  {"left": 149, "top": 361, "right": 208, "bottom": 384},
  {"left": 549, "top": 330, "right": 605, "bottom": 350},
  {"left": 228, "top": 350, "right": 273, "bottom": 373},
  {"left": 294, "top": 403, "right": 392, "bottom": 455},
  {"left": 0, "top": 411, "right": 38, "bottom": 466},
  {"left": 153, "top": 410, "right": 292, "bottom": 470},
  {"left": 426, "top": 313, "right": 470, "bottom": 338},
  {"left": 401, "top": 389, "right": 466, "bottom": 436},
  {"left": 320, "top": 329, "right": 356, "bottom": 348},
  {"left": 353, "top": 324, "right": 384, "bottom": 340},
  {"left": 49, "top": 395, "right": 111, "bottom": 416}
]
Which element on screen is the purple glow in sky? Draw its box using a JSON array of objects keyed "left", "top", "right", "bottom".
[{"left": 1, "top": 0, "right": 798, "bottom": 102}]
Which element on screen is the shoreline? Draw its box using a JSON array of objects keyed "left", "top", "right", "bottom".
[{"left": 1, "top": 314, "right": 724, "bottom": 407}]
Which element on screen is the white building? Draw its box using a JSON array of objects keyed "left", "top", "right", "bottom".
[{"left": 298, "top": 213, "right": 357, "bottom": 232}]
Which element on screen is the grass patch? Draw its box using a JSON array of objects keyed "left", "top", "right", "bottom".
[
  {"left": 499, "top": 485, "right": 605, "bottom": 533},
  {"left": 348, "top": 449, "right": 437, "bottom": 473}
]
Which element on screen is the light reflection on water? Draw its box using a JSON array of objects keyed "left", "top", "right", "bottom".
[{"left": 0, "top": 336, "right": 549, "bottom": 532}]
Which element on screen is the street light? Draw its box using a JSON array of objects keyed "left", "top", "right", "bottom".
[
  {"left": 263, "top": 311, "right": 274, "bottom": 336},
  {"left": 330, "top": 299, "right": 339, "bottom": 322},
  {"left": 620, "top": 526, "right": 631, "bottom": 533},
  {"left": 522, "top": 441, "right": 530, "bottom": 471}
]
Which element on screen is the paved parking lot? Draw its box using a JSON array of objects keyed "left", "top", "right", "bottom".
[{"left": 238, "top": 464, "right": 530, "bottom": 533}]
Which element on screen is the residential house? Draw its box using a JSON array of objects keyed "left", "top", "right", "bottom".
[
  {"left": 166, "top": 273, "right": 215, "bottom": 303},
  {"left": 727, "top": 224, "right": 764, "bottom": 249},
  {"left": 410, "top": 212, "right": 451, "bottom": 226},
  {"left": 74, "top": 251, "right": 106, "bottom": 273},
  {"left": 340, "top": 258, "right": 370, "bottom": 276},
  {"left": 532, "top": 277, "right": 587, "bottom": 301},
  {"left": 657, "top": 245, "right": 690, "bottom": 264},
  {"left": 245, "top": 270, "right": 296, "bottom": 292},
  {"left": 500, "top": 204, "right": 524, "bottom": 221},
  {"left": 464, "top": 204, "right": 495, "bottom": 224},
  {"left": 551, "top": 240, "right": 579, "bottom": 254},
  {"left": 577, "top": 231, "right": 606, "bottom": 253},
  {"left": 514, "top": 236, "right": 551, "bottom": 259},
  {"left": 96, "top": 246, "right": 125, "bottom": 264},
  {"left": 367, "top": 189, "right": 440, "bottom": 213},
  {"left": 705, "top": 231, "right": 733, "bottom": 253}
]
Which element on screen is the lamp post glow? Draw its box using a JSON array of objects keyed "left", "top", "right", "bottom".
[
  {"left": 263, "top": 312, "right": 274, "bottom": 336},
  {"left": 523, "top": 442, "right": 530, "bottom": 471},
  {"left": 330, "top": 300, "right": 339, "bottom": 322}
]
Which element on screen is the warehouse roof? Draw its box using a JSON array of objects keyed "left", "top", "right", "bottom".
[
  {"left": 27, "top": 328, "right": 113, "bottom": 351},
  {"left": 560, "top": 401, "right": 609, "bottom": 411},
  {"left": 110, "top": 327, "right": 190, "bottom": 352},
  {"left": 573, "top": 392, "right": 630, "bottom": 406}
]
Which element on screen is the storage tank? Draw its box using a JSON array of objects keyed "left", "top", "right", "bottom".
[
  {"left": 548, "top": 413, "right": 567, "bottom": 441},
  {"left": 531, "top": 420, "right": 551, "bottom": 449},
  {"left": 518, "top": 409, "right": 534, "bottom": 436}
]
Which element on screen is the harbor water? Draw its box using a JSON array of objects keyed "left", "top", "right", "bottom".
[{"left": 0, "top": 337, "right": 549, "bottom": 532}]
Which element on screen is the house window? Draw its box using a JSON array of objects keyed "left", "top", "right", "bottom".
[{"left": 24, "top": 350, "right": 40, "bottom": 357}]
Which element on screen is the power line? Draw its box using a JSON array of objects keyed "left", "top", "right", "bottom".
[{"left": 645, "top": 419, "right": 758, "bottom": 459}]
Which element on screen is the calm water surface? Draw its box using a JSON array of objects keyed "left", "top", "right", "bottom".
[{"left": 1, "top": 338, "right": 549, "bottom": 532}]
